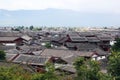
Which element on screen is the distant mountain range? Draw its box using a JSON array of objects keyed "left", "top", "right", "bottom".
[{"left": 0, "top": 9, "right": 120, "bottom": 27}]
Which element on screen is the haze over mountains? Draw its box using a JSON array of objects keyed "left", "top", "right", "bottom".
[{"left": 0, "top": 9, "right": 120, "bottom": 27}]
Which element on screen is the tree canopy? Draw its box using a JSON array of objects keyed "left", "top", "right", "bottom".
[
  {"left": 0, "top": 65, "right": 32, "bottom": 80},
  {"left": 29, "top": 25, "right": 34, "bottom": 30},
  {"left": 73, "top": 57, "right": 113, "bottom": 80},
  {"left": 45, "top": 42, "right": 51, "bottom": 48},
  {"left": 106, "top": 38, "right": 120, "bottom": 80},
  {"left": 0, "top": 50, "right": 6, "bottom": 60},
  {"left": 111, "top": 38, "right": 120, "bottom": 52},
  {"left": 108, "top": 52, "right": 120, "bottom": 80},
  {"left": 0, "top": 63, "right": 60, "bottom": 80}
]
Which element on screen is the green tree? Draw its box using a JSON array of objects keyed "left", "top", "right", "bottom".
[
  {"left": 109, "top": 38, "right": 120, "bottom": 79},
  {"left": 31, "top": 74, "right": 45, "bottom": 80},
  {"left": 11, "top": 28, "right": 14, "bottom": 31},
  {"left": 14, "top": 28, "right": 20, "bottom": 31},
  {"left": 104, "top": 27, "right": 108, "bottom": 29},
  {"left": 44, "top": 62, "right": 58, "bottom": 80},
  {"left": 111, "top": 38, "right": 120, "bottom": 52},
  {"left": 37, "top": 27, "right": 42, "bottom": 31},
  {"left": 97, "top": 72, "right": 113, "bottom": 80},
  {"left": 0, "top": 65, "right": 32, "bottom": 80},
  {"left": 29, "top": 25, "right": 34, "bottom": 30},
  {"left": 32, "top": 62, "right": 59, "bottom": 80},
  {"left": 74, "top": 57, "right": 113, "bottom": 80},
  {"left": 73, "top": 57, "right": 99, "bottom": 80},
  {"left": 45, "top": 42, "right": 51, "bottom": 48},
  {"left": 21, "top": 26, "right": 24, "bottom": 29},
  {"left": 26, "top": 27, "right": 28, "bottom": 29},
  {"left": 0, "top": 50, "right": 6, "bottom": 60},
  {"left": 108, "top": 51, "right": 120, "bottom": 80}
]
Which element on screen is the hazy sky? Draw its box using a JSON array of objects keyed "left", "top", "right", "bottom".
[
  {"left": 0, "top": 0, "right": 119, "bottom": 14},
  {"left": 0, "top": 0, "right": 120, "bottom": 27}
]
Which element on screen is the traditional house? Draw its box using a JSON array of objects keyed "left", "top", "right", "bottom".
[
  {"left": 92, "top": 48, "right": 109, "bottom": 60},
  {"left": 11, "top": 54, "right": 52, "bottom": 67},
  {"left": 86, "top": 36, "right": 100, "bottom": 43},
  {"left": 6, "top": 53, "right": 19, "bottom": 61},
  {"left": 55, "top": 64, "right": 76, "bottom": 74},
  {"left": 97, "top": 35, "right": 112, "bottom": 51},
  {"left": 65, "top": 42, "right": 97, "bottom": 51},
  {"left": 66, "top": 32, "right": 88, "bottom": 43},
  {"left": 0, "top": 37, "right": 24, "bottom": 46},
  {"left": 78, "top": 32, "right": 95, "bottom": 37},
  {"left": 41, "top": 48, "right": 109, "bottom": 64},
  {"left": 21, "top": 35, "right": 32, "bottom": 44}
]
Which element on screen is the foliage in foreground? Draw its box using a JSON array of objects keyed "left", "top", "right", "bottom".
[
  {"left": 109, "top": 38, "right": 120, "bottom": 80},
  {"left": 108, "top": 52, "right": 120, "bottom": 80},
  {"left": 0, "top": 63, "right": 62, "bottom": 80},
  {"left": 2, "top": 54, "right": 120, "bottom": 80},
  {"left": 73, "top": 57, "right": 113, "bottom": 80},
  {"left": 0, "top": 65, "right": 32, "bottom": 80}
]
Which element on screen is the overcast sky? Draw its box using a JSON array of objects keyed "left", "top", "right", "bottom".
[{"left": 0, "top": 0, "right": 120, "bottom": 14}]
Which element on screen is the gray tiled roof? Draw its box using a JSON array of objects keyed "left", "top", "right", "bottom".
[
  {"left": 21, "top": 35, "right": 32, "bottom": 41},
  {"left": 0, "top": 37, "right": 20, "bottom": 41},
  {"left": 13, "top": 54, "right": 51, "bottom": 66},
  {"left": 70, "top": 37, "right": 87, "bottom": 42},
  {"left": 19, "top": 45, "right": 43, "bottom": 51},
  {"left": 68, "top": 32, "right": 88, "bottom": 42},
  {"left": 93, "top": 48, "right": 108, "bottom": 56},
  {"left": 97, "top": 34, "right": 112, "bottom": 41},
  {"left": 5, "top": 49, "right": 20, "bottom": 54},
  {"left": 86, "top": 37, "right": 100, "bottom": 42},
  {"left": 41, "top": 49, "right": 93, "bottom": 58},
  {"left": 56, "top": 64, "right": 76, "bottom": 73},
  {"left": 78, "top": 32, "right": 95, "bottom": 37},
  {"left": 0, "top": 31, "right": 22, "bottom": 37},
  {"left": 66, "top": 42, "right": 97, "bottom": 50},
  {"left": 0, "top": 46, "right": 16, "bottom": 50},
  {"left": 6, "top": 53, "right": 18, "bottom": 61}
]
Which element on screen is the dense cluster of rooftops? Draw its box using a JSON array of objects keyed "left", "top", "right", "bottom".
[{"left": 0, "top": 29, "right": 119, "bottom": 73}]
